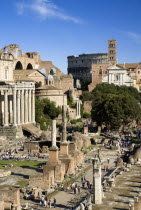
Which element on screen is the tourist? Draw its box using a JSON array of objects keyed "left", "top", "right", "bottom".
[
  {"left": 78, "top": 186, "right": 80, "bottom": 194},
  {"left": 90, "top": 183, "right": 92, "bottom": 189},
  {"left": 82, "top": 181, "right": 85, "bottom": 189},
  {"left": 48, "top": 199, "right": 51, "bottom": 208},
  {"left": 104, "top": 165, "right": 106, "bottom": 172},
  {"left": 44, "top": 199, "right": 47, "bottom": 207},
  {"left": 53, "top": 198, "right": 56, "bottom": 208},
  {"left": 66, "top": 184, "right": 69, "bottom": 192},
  {"left": 41, "top": 195, "right": 45, "bottom": 206}
]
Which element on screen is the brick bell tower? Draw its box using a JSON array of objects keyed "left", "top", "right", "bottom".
[{"left": 108, "top": 39, "right": 117, "bottom": 65}]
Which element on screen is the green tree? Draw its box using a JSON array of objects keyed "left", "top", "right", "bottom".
[
  {"left": 35, "top": 98, "right": 61, "bottom": 130},
  {"left": 80, "top": 91, "right": 94, "bottom": 102},
  {"left": 81, "top": 79, "right": 91, "bottom": 91},
  {"left": 91, "top": 84, "right": 141, "bottom": 130}
]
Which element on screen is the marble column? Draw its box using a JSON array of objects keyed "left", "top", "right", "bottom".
[
  {"left": 60, "top": 105, "right": 69, "bottom": 156},
  {"left": 79, "top": 101, "right": 81, "bottom": 117},
  {"left": 0, "top": 92, "right": 4, "bottom": 125},
  {"left": 49, "top": 119, "right": 59, "bottom": 163},
  {"left": 31, "top": 90, "right": 35, "bottom": 123},
  {"left": 108, "top": 73, "right": 110, "bottom": 84},
  {"left": 51, "top": 120, "right": 57, "bottom": 148},
  {"left": 0, "top": 93, "right": 2, "bottom": 125},
  {"left": 119, "top": 73, "right": 121, "bottom": 86},
  {"left": 76, "top": 99, "right": 79, "bottom": 117},
  {"left": 21, "top": 89, "right": 24, "bottom": 124},
  {"left": 9, "top": 98, "right": 13, "bottom": 124},
  {"left": 13, "top": 88, "right": 17, "bottom": 126},
  {"left": 122, "top": 73, "right": 124, "bottom": 85},
  {"left": 62, "top": 105, "right": 67, "bottom": 142},
  {"left": 92, "top": 157, "right": 102, "bottom": 204},
  {"left": 17, "top": 90, "right": 21, "bottom": 125},
  {"left": 4, "top": 90, "right": 8, "bottom": 126},
  {"left": 112, "top": 74, "right": 114, "bottom": 83},
  {"left": 24, "top": 89, "right": 28, "bottom": 124},
  {"left": 28, "top": 89, "right": 32, "bottom": 122}
]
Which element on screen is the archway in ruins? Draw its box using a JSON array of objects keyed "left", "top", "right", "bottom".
[
  {"left": 50, "top": 68, "right": 56, "bottom": 75},
  {"left": 26, "top": 63, "right": 33, "bottom": 69},
  {"left": 15, "top": 61, "right": 23, "bottom": 70}
]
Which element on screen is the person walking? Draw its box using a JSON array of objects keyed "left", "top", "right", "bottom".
[
  {"left": 53, "top": 198, "right": 56, "bottom": 208},
  {"left": 44, "top": 199, "right": 47, "bottom": 207},
  {"left": 48, "top": 199, "right": 51, "bottom": 208},
  {"left": 78, "top": 186, "right": 80, "bottom": 194}
]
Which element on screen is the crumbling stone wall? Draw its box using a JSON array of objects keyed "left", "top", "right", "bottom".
[
  {"left": 83, "top": 101, "right": 92, "bottom": 113},
  {"left": 72, "top": 132, "right": 91, "bottom": 150},
  {"left": 0, "top": 187, "right": 21, "bottom": 209}
]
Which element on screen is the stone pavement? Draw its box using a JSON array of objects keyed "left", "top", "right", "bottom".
[
  {"left": 47, "top": 148, "right": 118, "bottom": 209},
  {"left": 20, "top": 147, "right": 118, "bottom": 209}
]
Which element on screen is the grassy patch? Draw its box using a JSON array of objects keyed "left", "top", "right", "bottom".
[
  {"left": 16, "top": 180, "right": 29, "bottom": 188},
  {"left": 131, "top": 138, "right": 141, "bottom": 144},
  {"left": 82, "top": 145, "right": 95, "bottom": 153},
  {"left": 0, "top": 160, "right": 46, "bottom": 169}
]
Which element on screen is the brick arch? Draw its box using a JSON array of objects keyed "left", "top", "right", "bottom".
[
  {"left": 15, "top": 61, "right": 23, "bottom": 70},
  {"left": 39, "top": 61, "right": 64, "bottom": 77},
  {"left": 26, "top": 63, "right": 33, "bottom": 69},
  {"left": 50, "top": 67, "right": 56, "bottom": 75}
]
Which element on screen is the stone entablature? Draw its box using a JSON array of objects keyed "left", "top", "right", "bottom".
[{"left": 0, "top": 82, "right": 35, "bottom": 127}]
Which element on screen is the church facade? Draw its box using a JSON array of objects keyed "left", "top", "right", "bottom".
[{"left": 102, "top": 65, "right": 133, "bottom": 86}]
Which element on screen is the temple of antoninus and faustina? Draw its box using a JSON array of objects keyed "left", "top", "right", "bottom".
[{"left": 0, "top": 44, "right": 35, "bottom": 137}]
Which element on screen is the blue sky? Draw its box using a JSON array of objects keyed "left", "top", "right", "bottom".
[{"left": 1, "top": 0, "right": 141, "bottom": 73}]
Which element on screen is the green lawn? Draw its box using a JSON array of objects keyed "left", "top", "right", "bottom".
[
  {"left": 0, "top": 160, "right": 46, "bottom": 169},
  {"left": 15, "top": 180, "right": 29, "bottom": 188}
]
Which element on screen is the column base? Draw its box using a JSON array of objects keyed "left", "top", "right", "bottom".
[
  {"left": 4, "top": 124, "right": 9, "bottom": 127},
  {"left": 13, "top": 124, "right": 17, "bottom": 127}
]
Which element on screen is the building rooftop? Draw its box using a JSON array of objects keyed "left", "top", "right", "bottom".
[{"left": 13, "top": 70, "right": 44, "bottom": 81}]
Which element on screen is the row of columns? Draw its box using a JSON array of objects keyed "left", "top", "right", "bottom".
[{"left": 0, "top": 88, "right": 35, "bottom": 127}]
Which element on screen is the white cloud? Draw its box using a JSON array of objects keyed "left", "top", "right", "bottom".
[
  {"left": 122, "top": 30, "right": 141, "bottom": 44},
  {"left": 16, "top": 0, "right": 82, "bottom": 23}
]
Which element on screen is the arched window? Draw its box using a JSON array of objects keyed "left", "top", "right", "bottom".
[
  {"left": 50, "top": 68, "right": 56, "bottom": 75},
  {"left": 15, "top": 61, "right": 23, "bottom": 70},
  {"left": 4, "top": 48, "right": 8, "bottom": 53},
  {"left": 26, "top": 63, "right": 33, "bottom": 69}
]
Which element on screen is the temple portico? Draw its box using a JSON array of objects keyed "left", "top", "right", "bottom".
[{"left": 0, "top": 82, "right": 35, "bottom": 127}]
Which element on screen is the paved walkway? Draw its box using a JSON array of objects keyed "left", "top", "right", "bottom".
[
  {"left": 21, "top": 147, "right": 118, "bottom": 209},
  {"left": 47, "top": 148, "right": 118, "bottom": 209}
]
